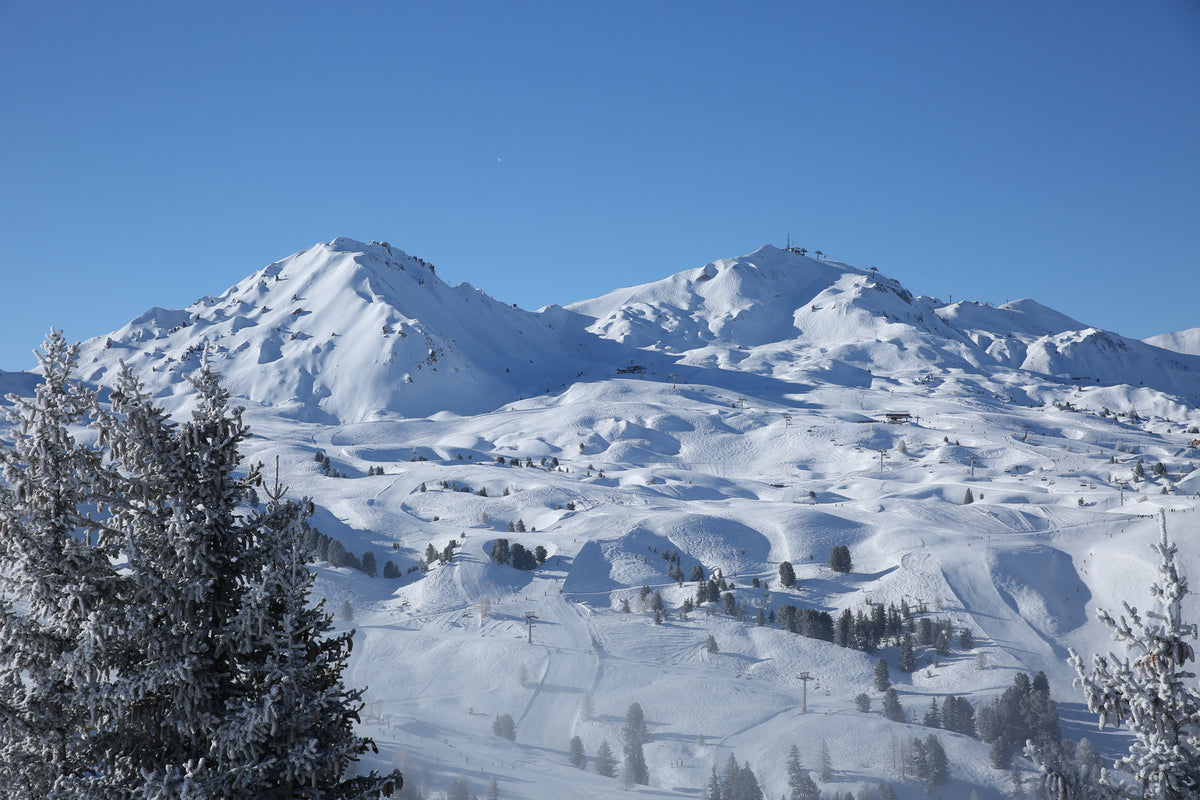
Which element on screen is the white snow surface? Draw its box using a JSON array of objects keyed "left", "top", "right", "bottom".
[
  {"left": 16, "top": 238, "right": 1200, "bottom": 799},
  {"left": 1145, "top": 326, "right": 1200, "bottom": 357}
]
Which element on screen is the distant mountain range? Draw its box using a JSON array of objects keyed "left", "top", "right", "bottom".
[{"left": 60, "top": 238, "right": 1200, "bottom": 424}]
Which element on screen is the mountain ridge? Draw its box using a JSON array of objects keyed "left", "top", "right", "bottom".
[{"left": 65, "top": 238, "right": 1200, "bottom": 426}]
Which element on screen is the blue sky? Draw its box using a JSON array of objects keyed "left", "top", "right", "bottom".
[{"left": 2, "top": 1, "right": 1197, "bottom": 371}]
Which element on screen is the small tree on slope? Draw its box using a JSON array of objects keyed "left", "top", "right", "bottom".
[{"left": 1069, "top": 510, "right": 1200, "bottom": 799}]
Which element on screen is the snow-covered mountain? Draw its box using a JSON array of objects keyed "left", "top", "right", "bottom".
[
  {"left": 569, "top": 245, "right": 1200, "bottom": 401},
  {"left": 13, "top": 239, "right": 1200, "bottom": 800},
  {"left": 1145, "top": 326, "right": 1200, "bottom": 357},
  {"left": 75, "top": 238, "right": 622, "bottom": 423}
]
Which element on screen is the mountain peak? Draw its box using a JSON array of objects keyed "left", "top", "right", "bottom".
[{"left": 73, "top": 238, "right": 600, "bottom": 423}]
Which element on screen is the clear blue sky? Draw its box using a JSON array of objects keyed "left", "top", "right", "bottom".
[{"left": 2, "top": 1, "right": 1198, "bottom": 371}]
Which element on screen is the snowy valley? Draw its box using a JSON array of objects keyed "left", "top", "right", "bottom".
[{"left": 5, "top": 238, "right": 1200, "bottom": 800}]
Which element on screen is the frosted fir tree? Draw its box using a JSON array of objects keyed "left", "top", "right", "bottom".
[
  {"left": 211, "top": 476, "right": 397, "bottom": 799},
  {"left": 0, "top": 331, "right": 112, "bottom": 799},
  {"left": 1, "top": 353, "right": 400, "bottom": 799},
  {"left": 87, "top": 362, "right": 268, "bottom": 797},
  {"left": 1069, "top": 510, "right": 1200, "bottom": 799}
]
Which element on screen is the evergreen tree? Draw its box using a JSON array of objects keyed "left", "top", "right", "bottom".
[
  {"left": 1070, "top": 510, "right": 1200, "bottom": 799},
  {"left": 729, "top": 760, "right": 764, "bottom": 800},
  {"left": 214, "top": 492, "right": 390, "bottom": 799},
  {"left": 942, "top": 694, "right": 977, "bottom": 738},
  {"left": 829, "top": 545, "right": 852, "bottom": 573},
  {"left": 361, "top": 549, "right": 378, "bottom": 577},
  {"left": 623, "top": 702, "right": 650, "bottom": 785},
  {"left": 779, "top": 560, "right": 796, "bottom": 588},
  {"left": 492, "top": 713, "right": 517, "bottom": 741},
  {"left": 978, "top": 671, "right": 1063, "bottom": 769},
  {"left": 509, "top": 542, "right": 538, "bottom": 570},
  {"left": 923, "top": 698, "right": 942, "bottom": 728},
  {"left": 704, "top": 764, "right": 722, "bottom": 800},
  {"left": 383, "top": 559, "right": 401, "bottom": 579},
  {"left": 882, "top": 688, "right": 905, "bottom": 722},
  {"left": 909, "top": 737, "right": 929, "bottom": 785},
  {"left": 818, "top": 739, "right": 833, "bottom": 782},
  {"left": 568, "top": 736, "right": 587, "bottom": 769},
  {"left": 721, "top": 753, "right": 741, "bottom": 799},
  {"left": 0, "top": 332, "right": 110, "bottom": 799},
  {"left": 594, "top": 740, "right": 616, "bottom": 777},
  {"left": 490, "top": 538, "right": 510, "bottom": 565},
  {"left": 963, "top": 488, "right": 975, "bottom": 504},
  {"left": 706, "top": 634, "right": 720, "bottom": 653},
  {"left": 0, "top": 350, "right": 401, "bottom": 799},
  {"left": 836, "top": 608, "right": 854, "bottom": 648},
  {"left": 924, "top": 734, "right": 949, "bottom": 789},
  {"left": 874, "top": 658, "right": 892, "bottom": 692},
  {"left": 328, "top": 538, "right": 351, "bottom": 568},
  {"left": 723, "top": 591, "right": 738, "bottom": 616},
  {"left": 786, "top": 745, "right": 820, "bottom": 800},
  {"left": 899, "top": 633, "right": 916, "bottom": 672}
]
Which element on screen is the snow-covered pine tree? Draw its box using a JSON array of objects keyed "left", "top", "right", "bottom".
[
  {"left": 212, "top": 487, "right": 397, "bottom": 799},
  {"left": 2, "top": 354, "right": 401, "bottom": 799},
  {"left": 1069, "top": 510, "right": 1200, "bottom": 799},
  {"left": 0, "top": 331, "right": 113, "bottom": 799}
]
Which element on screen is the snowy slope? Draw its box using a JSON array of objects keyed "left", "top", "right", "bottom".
[
  {"left": 10, "top": 240, "right": 1200, "bottom": 800},
  {"left": 1145, "top": 326, "right": 1200, "bottom": 357}
]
